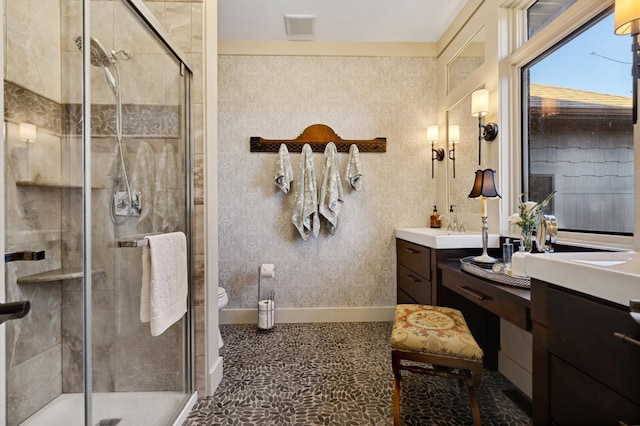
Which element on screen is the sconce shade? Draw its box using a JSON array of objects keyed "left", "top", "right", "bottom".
[
  {"left": 449, "top": 124, "right": 460, "bottom": 142},
  {"left": 427, "top": 125, "right": 439, "bottom": 142},
  {"left": 19, "top": 122, "right": 36, "bottom": 143},
  {"left": 468, "top": 169, "right": 501, "bottom": 199},
  {"left": 471, "top": 89, "right": 489, "bottom": 118},
  {"left": 615, "top": 0, "right": 640, "bottom": 35}
]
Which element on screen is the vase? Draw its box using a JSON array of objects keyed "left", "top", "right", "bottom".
[{"left": 521, "top": 229, "right": 534, "bottom": 252}]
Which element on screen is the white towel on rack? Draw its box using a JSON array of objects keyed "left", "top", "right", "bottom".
[
  {"left": 318, "top": 142, "right": 344, "bottom": 234},
  {"left": 140, "top": 232, "right": 188, "bottom": 336},
  {"left": 153, "top": 144, "right": 180, "bottom": 233},
  {"left": 345, "top": 144, "right": 363, "bottom": 191},
  {"left": 274, "top": 143, "right": 293, "bottom": 193},
  {"left": 291, "top": 144, "right": 319, "bottom": 240},
  {"left": 131, "top": 142, "right": 156, "bottom": 232}
]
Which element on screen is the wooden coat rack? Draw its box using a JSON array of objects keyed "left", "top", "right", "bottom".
[{"left": 250, "top": 124, "right": 386, "bottom": 153}]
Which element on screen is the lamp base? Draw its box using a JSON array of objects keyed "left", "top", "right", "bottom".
[{"left": 471, "top": 253, "right": 499, "bottom": 269}]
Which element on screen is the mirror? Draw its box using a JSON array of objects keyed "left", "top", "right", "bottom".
[
  {"left": 447, "top": 27, "right": 486, "bottom": 93},
  {"left": 446, "top": 92, "right": 479, "bottom": 213}
]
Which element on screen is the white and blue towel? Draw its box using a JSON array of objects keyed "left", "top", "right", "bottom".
[
  {"left": 291, "top": 144, "right": 319, "bottom": 240},
  {"left": 346, "top": 144, "right": 363, "bottom": 191},
  {"left": 274, "top": 143, "right": 293, "bottom": 193},
  {"left": 318, "top": 142, "right": 344, "bottom": 234}
]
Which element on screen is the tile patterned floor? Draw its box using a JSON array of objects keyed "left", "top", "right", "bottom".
[{"left": 184, "top": 322, "right": 532, "bottom": 425}]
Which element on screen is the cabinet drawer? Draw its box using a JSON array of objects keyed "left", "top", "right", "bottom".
[
  {"left": 550, "top": 355, "right": 640, "bottom": 425},
  {"left": 396, "top": 239, "right": 430, "bottom": 278},
  {"left": 441, "top": 267, "right": 531, "bottom": 330},
  {"left": 397, "top": 264, "right": 431, "bottom": 305},
  {"left": 548, "top": 287, "right": 640, "bottom": 405}
]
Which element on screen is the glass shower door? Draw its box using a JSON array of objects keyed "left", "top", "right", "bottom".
[
  {"left": 86, "top": 0, "right": 193, "bottom": 424},
  {"left": 3, "top": 0, "right": 194, "bottom": 424}
]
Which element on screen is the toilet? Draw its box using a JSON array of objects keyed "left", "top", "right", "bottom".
[{"left": 217, "top": 287, "right": 229, "bottom": 348}]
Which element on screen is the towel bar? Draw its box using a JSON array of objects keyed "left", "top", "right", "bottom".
[{"left": 117, "top": 239, "right": 148, "bottom": 248}]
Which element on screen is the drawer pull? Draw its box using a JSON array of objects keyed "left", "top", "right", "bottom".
[
  {"left": 457, "top": 285, "right": 487, "bottom": 301},
  {"left": 405, "top": 274, "right": 422, "bottom": 283},
  {"left": 404, "top": 248, "right": 420, "bottom": 254},
  {"left": 613, "top": 332, "right": 640, "bottom": 348}
]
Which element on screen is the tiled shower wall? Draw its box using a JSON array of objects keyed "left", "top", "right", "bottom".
[{"left": 217, "top": 55, "right": 438, "bottom": 311}]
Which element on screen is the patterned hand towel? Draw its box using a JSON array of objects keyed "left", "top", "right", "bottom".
[
  {"left": 131, "top": 141, "right": 155, "bottom": 232},
  {"left": 291, "top": 144, "right": 319, "bottom": 240},
  {"left": 274, "top": 143, "right": 293, "bottom": 193},
  {"left": 318, "top": 142, "right": 344, "bottom": 234},
  {"left": 153, "top": 144, "right": 180, "bottom": 232},
  {"left": 346, "top": 144, "right": 363, "bottom": 191}
]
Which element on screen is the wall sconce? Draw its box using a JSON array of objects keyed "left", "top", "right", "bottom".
[
  {"left": 471, "top": 89, "right": 498, "bottom": 165},
  {"left": 614, "top": 0, "right": 640, "bottom": 124},
  {"left": 428, "top": 125, "right": 444, "bottom": 179},
  {"left": 468, "top": 168, "right": 501, "bottom": 267},
  {"left": 448, "top": 125, "right": 459, "bottom": 179},
  {"left": 19, "top": 122, "right": 36, "bottom": 143}
]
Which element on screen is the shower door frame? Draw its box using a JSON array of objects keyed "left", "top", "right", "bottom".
[{"left": 79, "top": 0, "right": 197, "bottom": 423}]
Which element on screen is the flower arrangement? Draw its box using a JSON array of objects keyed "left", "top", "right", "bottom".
[{"left": 508, "top": 190, "right": 556, "bottom": 251}]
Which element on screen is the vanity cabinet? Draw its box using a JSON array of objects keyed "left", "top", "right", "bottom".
[
  {"left": 532, "top": 280, "right": 640, "bottom": 425},
  {"left": 396, "top": 239, "right": 432, "bottom": 304}
]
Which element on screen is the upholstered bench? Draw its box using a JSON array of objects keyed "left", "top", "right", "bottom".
[{"left": 391, "top": 304, "right": 484, "bottom": 426}]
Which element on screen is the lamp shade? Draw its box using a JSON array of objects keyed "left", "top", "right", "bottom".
[
  {"left": 449, "top": 124, "right": 460, "bottom": 142},
  {"left": 468, "top": 169, "right": 501, "bottom": 199},
  {"left": 471, "top": 89, "right": 489, "bottom": 118},
  {"left": 615, "top": 0, "right": 640, "bottom": 35},
  {"left": 427, "top": 125, "right": 438, "bottom": 142}
]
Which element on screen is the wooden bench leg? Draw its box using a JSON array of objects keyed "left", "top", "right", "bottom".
[
  {"left": 465, "top": 368, "right": 482, "bottom": 426},
  {"left": 392, "top": 351, "right": 401, "bottom": 426}
]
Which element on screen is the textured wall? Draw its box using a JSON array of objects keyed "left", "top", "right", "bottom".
[{"left": 218, "top": 55, "right": 438, "bottom": 311}]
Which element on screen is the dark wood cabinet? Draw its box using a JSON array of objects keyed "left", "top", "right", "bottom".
[
  {"left": 532, "top": 280, "right": 640, "bottom": 425},
  {"left": 396, "top": 239, "right": 432, "bottom": 304}
]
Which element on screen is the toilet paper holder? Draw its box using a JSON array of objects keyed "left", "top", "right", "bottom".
[{"left": 257, "top": 264, "right": 276, "bottom": 330}]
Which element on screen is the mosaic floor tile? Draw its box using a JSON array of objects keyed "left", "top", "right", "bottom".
[{"left": 184, "top": 322, "right": 532, "bottom": 425}]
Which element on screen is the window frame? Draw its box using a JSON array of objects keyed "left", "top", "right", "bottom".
[{"left": 501, "top": 0, "right": 634, "bottom": 249}]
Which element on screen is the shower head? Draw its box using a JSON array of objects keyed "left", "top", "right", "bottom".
[{"left": 74, "top": 36, "right": 114, "bottom": 68}]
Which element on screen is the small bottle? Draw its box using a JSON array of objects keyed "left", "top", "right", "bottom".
[
  {"left": 430, "top": 206, "right": 441, "bottom": 228},
  {"left": 502, "top": 238, "right": 513, "bottom": 274},
  {"left": 511, "top": 241, "right": 528, "bottom": 277}
]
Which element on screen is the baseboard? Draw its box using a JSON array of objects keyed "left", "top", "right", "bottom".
[
  {"left": 208, "top": 355, "right": 224, "bottom": 395},
  {"left": 220, "top": 306, "right": 395, "bottom": 325}
]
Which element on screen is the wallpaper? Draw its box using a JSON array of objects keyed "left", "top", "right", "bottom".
[{"left": 218, "top": 55, "right": 438, "bottom": 310}]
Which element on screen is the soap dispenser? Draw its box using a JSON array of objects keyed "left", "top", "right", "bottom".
[{"left": 430, "top": 206, "right": 441, "bottom": 228}]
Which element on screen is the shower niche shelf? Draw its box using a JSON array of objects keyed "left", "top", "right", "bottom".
[
  {"left": 17, "top": 267, "right": 105, "bottom": 284},
  {"left": 16, "top": 180, "right": 105, "bottom": 189}
]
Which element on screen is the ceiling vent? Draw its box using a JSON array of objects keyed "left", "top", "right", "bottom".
[{"left": 284, "top": 14, "right": 315, "bottom": 41}]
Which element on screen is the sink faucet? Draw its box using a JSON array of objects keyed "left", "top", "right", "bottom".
[{"left": 452, "top": 215, "right": 459, "bottom": 232}]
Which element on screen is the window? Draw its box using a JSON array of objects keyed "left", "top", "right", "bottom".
[
  {"left": 527, "top": 0, "right": 577, "bottom": 38},
  {"left": 523, "top": 11, "right": 634, "bottom": 235}
]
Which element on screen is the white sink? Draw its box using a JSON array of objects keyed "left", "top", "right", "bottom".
[
  {"left": 525, "top": 251, "right": 639, "bottom": 306},
  {"left": 395, "top": 227, "right": 500, "bottom": 249}
]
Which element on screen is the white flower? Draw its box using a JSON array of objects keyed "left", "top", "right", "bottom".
[
  {"left": 522, "top": 201, "right": 537, "bottom": 215},
  {"left": 508, "top": 213, "right": 523, "bottom": 225}
]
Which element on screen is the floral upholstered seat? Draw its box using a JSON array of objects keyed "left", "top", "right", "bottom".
[
  {"left": 391, "top": 304, "right": 483, "bottom": 361},
  {"left": 391, "top": 304, "right": 484, "bottom": 426}
]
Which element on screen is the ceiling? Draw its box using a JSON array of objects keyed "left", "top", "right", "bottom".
[{"left": 218, "top": 0, "right": 469, "bottom": 43}]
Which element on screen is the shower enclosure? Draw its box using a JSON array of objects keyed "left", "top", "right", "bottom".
[{"left": 3, "top": 0, "right": 195, "bottom": 424}]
